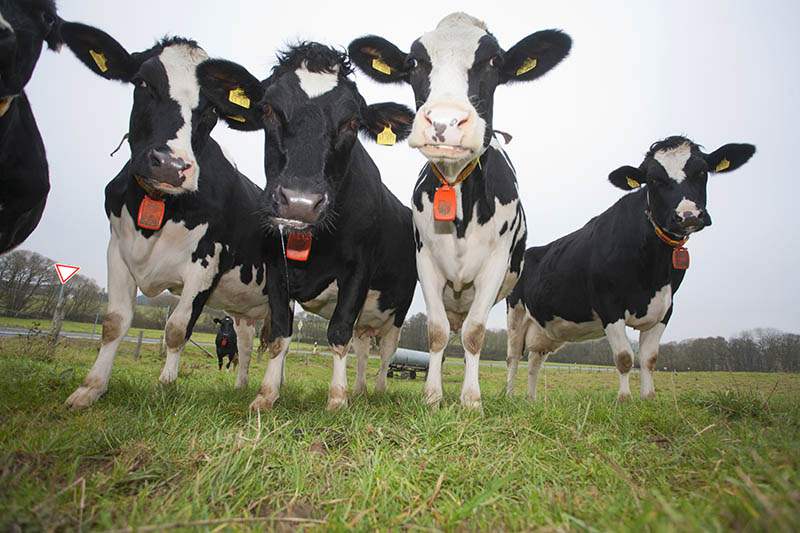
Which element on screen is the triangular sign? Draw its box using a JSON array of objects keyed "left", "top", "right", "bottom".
[{"left": 55, "top": 264, "right": 80, "bottom": 284}]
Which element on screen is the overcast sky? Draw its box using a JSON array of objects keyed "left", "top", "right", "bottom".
[{"left": 19, "top": 0, "right": 799, "bottom": 342}]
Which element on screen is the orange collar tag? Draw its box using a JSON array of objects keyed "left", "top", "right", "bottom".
[
  {"left": 673, "top": 247, "right": 690, "bottom": 270},
  {"left": 286, "top": 232, "right": 312, "bottom": 261},
  {"left": 137, "top": 195, "right": 165, "bottom": 230},
  {"left": 433, "top": 185, "right": 456, "bottom": 221}
]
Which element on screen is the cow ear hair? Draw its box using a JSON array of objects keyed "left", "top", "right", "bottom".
[
  {"left": 348, "top": 36, "right": 409, "bottom": 84},
  {"left": 704, "top": 143, "right": 756, "bottom": 174},
  {"left": 501, "top": 29, "right": 572, "bottom": 84},
  {"left": 359, "top": 102, "right": 415, "bottom": 143},
  {"left": 61, "top": 22, "right": 139, "bottom": 82},
  {"left": 197, "top": 59, "right": 265, "bottom": 131},
  {"left": 608, "top": 165, "right": 645, "bottom": 190},
  {"left": 213, "top": 318, "right": 221, "bottom": 325}
]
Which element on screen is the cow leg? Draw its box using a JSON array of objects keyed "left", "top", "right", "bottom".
[
  {"left": 352, "top": 334, "right": 370, "bottom": 398},
  {"left": 251, "top": 336, "right": 290, "bottom": 410},
  {"left": 505, "top": 301, "right": 526, "bottom": 396},
  {"left": 218, "top": 355, "right": 223, "bottom": 370},
  {"left": 527, "top": 352, "right": 548, "bottom": 400},
  {"left": 66, "top": 238, "right": 136, "bottom": 409},
  {"left": 417, "top": 250, "right": 449, "bottom": 405},
  {"left": 158, "top": 260, "right": 219, "bottom": 385},
  {"left": 328, "top": 341, "right": 353, "bottom": 411},
  {"left": 639, "top": 323, "right": 665, "bottom": 399},
  {"left": 605, "top": 319, "right": 635, "bottom": 400},
  {"left": 232, "top": 318, "right": 255, "bottom": 389},
  {"left": 375, "top": 325, "right": 400, "bottom": 394}
]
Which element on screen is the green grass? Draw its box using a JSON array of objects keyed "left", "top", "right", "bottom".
[{"left": 1, "top": 336, "right": 798, "bottom": 531}]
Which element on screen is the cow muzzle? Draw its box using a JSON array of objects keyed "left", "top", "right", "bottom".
[
  {"left": 271, "top": 186, "right": 329, "bottom": 230},
  {"left": 409, "top": 103, "right": 482, "bottom": 161},
  {"left": 675, "top": 208, "right": 711, "bottom": 233},
  {"left": 147, "top": 148, "right": 195, "bottom": 190}
]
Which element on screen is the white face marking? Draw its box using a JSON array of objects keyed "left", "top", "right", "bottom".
[
  {"left": 408, "top": 13, "right": 489, "bottom": 163},
  {"left": 654, "top": 142, "right": 692, "bottom": 183},
  {"left": 0, "top": 11, "right": 14, "bottom": 33},
  {"left": 295, "top": 63, "right": 339, "bottom": 98},
  {"left": 159, "top": 44, "right": 209, "bottom": 192},
  {"left": 675, "top": 197, "right": 700, "bottom": 218}
]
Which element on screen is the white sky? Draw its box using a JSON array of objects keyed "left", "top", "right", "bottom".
[{"left": 20, "top": 0, "right": 800, "bottom": 342}]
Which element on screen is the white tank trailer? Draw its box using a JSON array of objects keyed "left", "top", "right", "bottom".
[{"left": 388, "top": 348, "right": 430, "bottom": 380}]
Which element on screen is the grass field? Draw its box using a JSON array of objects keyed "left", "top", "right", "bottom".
[{"left": 1, "top": 335, "right": 798, "bottom": 531}]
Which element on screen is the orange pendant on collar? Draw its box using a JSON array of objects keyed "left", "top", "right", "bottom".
[
  {"left": 433, "top": 184, "right": 456, "bottom": 221},
  {"left": 286, "top": 232, "right": 312, "bottom": 261},
  {"left": 221, "top": 339, "right": 227, "bottom": 347},
  {"left": 137, "top": 195, "right": 165, "bottom": 230},
  {"left": 673, "top": 247, "right": 690, "bottom": 270}
]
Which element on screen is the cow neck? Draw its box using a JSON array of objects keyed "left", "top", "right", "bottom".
[
  {"left": 134, "top": 174, "right": 164, "bottom": 201},
  {"left": 430, "top": 157, "right": 480, "bottom": 188},
  {"left": 644, "top": 189, "right": 689, "bottom": 248}
]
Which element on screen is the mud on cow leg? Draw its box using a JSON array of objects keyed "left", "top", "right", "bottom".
[
  {"left": 251, "top": 337, "right": 289, "bottom": 411},
  {"left": 327, "top": 342, "right": 351, "bottom": 411}
]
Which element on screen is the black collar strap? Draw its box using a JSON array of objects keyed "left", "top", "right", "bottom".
[
  {"left": 134, "top": 175, "right": 163, "bottom": 200},
  {"left": 645, "top": 190, "right": 688, "bottom": 247}
]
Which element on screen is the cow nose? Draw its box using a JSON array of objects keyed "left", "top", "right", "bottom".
[
  {"left": 148, "top": 149, "right": 190, "bottom": 186},
  {"left": 677, "top": 208, "right": 709, "bottom": 230},
  {"left": 275, "top": 186, "right": 328, "bottom": 223},
  {"left": 422, "top": 104, "right": 470, "bottom": 145}
]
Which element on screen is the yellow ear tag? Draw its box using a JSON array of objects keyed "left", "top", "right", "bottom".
[
  {"left": 226, "top": 115, "right": 246, "bottom": 123},
  {"left": 376, "top": 125, "right": 396, "bottom": 146},
  {"left": 89, "top": 49, "right": 108, "bottom": 73},
  {"left": 372, "top": 57, "right": 392, "bottom": 75},
  {"left": 715, "top": 158, "right": 730, "bottom": 172},
  {"left": 228, "top": 88, "right": 251, "bottom": 109},
  {"left": 626, "top": 176, "right": 641, "bottom": 189},
  {"left": 516, "top": 57, "right": 537, "bottom": 76}
]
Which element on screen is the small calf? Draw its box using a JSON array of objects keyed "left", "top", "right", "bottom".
[{"left": 214, "top": 316, "right": 238, "bottom": 371}]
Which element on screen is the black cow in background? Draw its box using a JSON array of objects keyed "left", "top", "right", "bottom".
[
  {"left": 60, "top": 22, "right": 271, "bottom": 410},
  {"left": 214, "top": 316, "right": 238, "bottom": 370},
  {"left": 505, "top": 136, "right": 755, "bottom": 401},
  {"left": 198, "top": 43, "right": 418, "bottom": 411},
  {"left": 0, "top": 0, "right": 62, "bottom": 253}
]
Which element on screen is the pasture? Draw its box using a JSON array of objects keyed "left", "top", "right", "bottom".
[{"left": 1, "top": 335, "right": 798, "bottom": 531}]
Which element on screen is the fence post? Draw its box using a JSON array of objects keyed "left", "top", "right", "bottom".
[{"left": 133, "top": 330, "right": 144, "bottom": 360}]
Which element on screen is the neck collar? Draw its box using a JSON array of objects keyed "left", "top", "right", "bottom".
[
  {"left": 645, "top": 189, "right": 688, "bottom": 248},
  {"left": 135, "top": 175, "right": 163, "bottom": 200},
  {"left": 430, "top": 157, "right": 480, "bottom": 188}
]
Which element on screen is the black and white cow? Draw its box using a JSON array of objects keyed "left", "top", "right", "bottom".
[
  {"left": 349, "top": 13, "right": 571, "bottom": 408},
  {"left": 0, "top": 0, "right": 62, "bottom": 253},
  {"left": 505, "top": 136, "right": 755, "bottom": 400},
  {"left": 198, "top": 42, "right": 418, "bottom": 411},
  {"left": 59, "top": 23, "right": 270, "bottom": 409},
  {"left": 214, "top": 316, "right": 238, "bottom": 371}
]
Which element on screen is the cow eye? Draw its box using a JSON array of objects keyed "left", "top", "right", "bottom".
[
  {"left": 407, "top": 57, "right": 419, "bottom": 70},
  {"left": 489, "top": 55, "right": 502, "bottom": 68},
  {"left": 132, "top": 77, "right": 147, "bottom": 89},
  {"left": 41, "top": 11, "right": 56, "bottom": 29},
  {"left": 264, "top": 104, "right": 273, "bottom": 117}
]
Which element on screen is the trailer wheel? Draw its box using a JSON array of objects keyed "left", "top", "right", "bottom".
[
  {"left": 401, "top": 371, "right": 410, "bottom": 379},
  {"left": 387, "top": 370, "right": 393, "bottom": 378},
  {"left": 410, "top": 371, "right": 416, "bottom": 380}
]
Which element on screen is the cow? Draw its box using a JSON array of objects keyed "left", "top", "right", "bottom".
[
  {"left": 197, "top": 42, "right": 418, "bottom": 411},
  {"left": 59, "top": 22, "right": 270, "bottom": 409},
  {"left": 0, "top": 0, "right": 62, "bottom": 253},
  {"left": 505, "top": 136, "right": 756, "bottom": 401},
  {"left": 348, "top": 13, "right": 571, "bottom": 408},
  {"left": 214, "top": 316, "right": 238, "bottom": 371}
]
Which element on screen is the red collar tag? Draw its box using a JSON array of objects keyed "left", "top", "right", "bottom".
[
  {"left": 433, "top": 184, "right": 456, "bottom": 221},
  {"left": 137, "top": 195, "right": 165, "bottom": 230},
  {"left": 221, "top": 339, "right": 227, "bottom": 346},
  {"left": 286, "top": 232, "right": 312, "bottom": 261},
  {"left": 673, "top": 247, "right": 690, "bottom": 270}
]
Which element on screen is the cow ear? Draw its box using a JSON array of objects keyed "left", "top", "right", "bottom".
[
  {"left": 359, "top": 102, "right": 415, "bottom": 143},
  {"left": 213, "top": 318, "right": 221, "bottom": 325},
  {"left": 61, "top": 22, "right": 139, "bottom": 82},
  {"left": 704, "top": 143, "right": 756, "bottom": 174},
  {"left": 501, "top": 29, "right": 572, "bottom": 84},
  {"left": 348, "top": 36, "right": 409, "bottom": 84},
  {"left": 197, "top": 59, "right": 265, "bottom": 131},
  {"left": 609, "top": 165, "right": 645, "bottom": 190}
]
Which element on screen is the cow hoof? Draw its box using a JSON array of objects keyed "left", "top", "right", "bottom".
[
  {"left": 234, "top": 377, "right": 249, "bottom": 389},
  {"left": 617, "top": 392, "right": 632, "bottom": 402},
  {"left": 327, "top": 385, "right": 348, "bottom": 411},
  {"left": 352, "top": 382, "right": 367, "bottom": 397},
  {"left": 423, "top": 388, "right": 442, "bottom": 406},
  {"left": 250, "top": 393, "right": 278, "bottom": 411},
  {"left": 461, "top": 391, "right": 482, "bottom": 410},
  {"left": 374, "top": 380, "right": 387, "bottom": 394},
  {"left": 641, "top": 390, "right": 656, "bottom": 400},
  {"left": 157, "top": 376, "right": 177, "bottom": 387},
  {"left": 65, "top": 387, "right": 103, "bottom": 410}
]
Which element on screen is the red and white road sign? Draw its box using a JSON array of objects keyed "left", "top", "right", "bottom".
[{"left": 54, "top": 264, "right": 80, "bottom": 284}]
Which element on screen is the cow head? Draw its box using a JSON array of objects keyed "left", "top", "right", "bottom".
[
  {"left": 61, "top": 23, "right": 216, "bottom": 195},
  {"left": 609, "top": 136, "right": 756, "bottom": 237},
  {"left": 214, "top": 316, "right": 235, "bottom": 342},
  {"left": 0, "top": 0, "right": 61, "bottom": 102},
  {"left": 198, "top": 42, "right": 414, "bottom": 235},
  {"left": 349, "top": 13, "right": 571, "bottom": 177}
]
